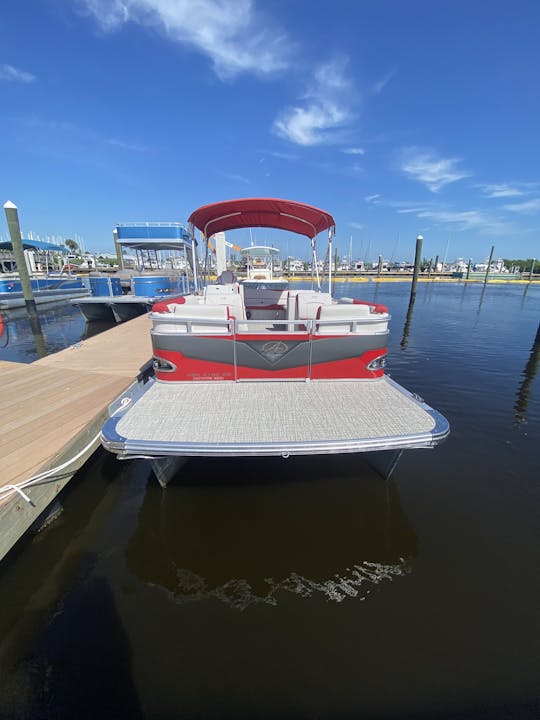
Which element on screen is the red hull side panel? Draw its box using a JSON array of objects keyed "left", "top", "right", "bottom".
[
  {"left": 309, "top": 348, "right": 386, "bottom": 380},
  {"left": 155, "top": 348, "right": 236, "bottom": 381},
  {"left": 153, "top": 346, "right": 386, "bottom": 382}
]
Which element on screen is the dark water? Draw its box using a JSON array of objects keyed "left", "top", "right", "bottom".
[
  {"left": 0, "top": 282, "right": 539, "bottom": 719},
  {"left": 0, "top": 302, "right": 116, "bottom": 362}
]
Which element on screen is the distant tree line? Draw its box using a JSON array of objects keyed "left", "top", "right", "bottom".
[
  {"left": 503, "top": 258, "right": 537, "bottom": 272},
  {"left": 64, "top": 239, "right": 80, "bottom": 254}
]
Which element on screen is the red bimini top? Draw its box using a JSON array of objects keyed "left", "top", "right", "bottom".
[{"left": 188, "top": 198, "right": 335, "bottom": 240}]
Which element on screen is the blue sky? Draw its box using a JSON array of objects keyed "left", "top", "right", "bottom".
[{"left": 1, "top": 0, "right": 539, "bottom": 263}]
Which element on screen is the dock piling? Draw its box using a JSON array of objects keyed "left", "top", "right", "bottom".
[
  {"left": 484, "top": 245, "right": 495, "bottom": 284},
  {"left": 4, "top": 201, "right": 36, "bottom": 313},
  {"left": 411, "top": 235, "right": 423, "bottom": 297},
  {"left": 402, "top": 234, "right": 423, "bottom": 349},
  {"left": 3, "top": 201, "right": 47, "bottom": 356},
  {"left": 113, "top": 228, "right": 124, "bottom": 270}
]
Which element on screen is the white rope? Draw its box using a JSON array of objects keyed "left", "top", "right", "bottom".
[{"left": 0, "top": 396, "right": 132, "bottom": 505}]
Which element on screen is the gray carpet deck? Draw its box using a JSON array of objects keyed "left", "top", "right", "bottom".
[{"left": 116, "top": 377, "right": 436, "bottom": 445}]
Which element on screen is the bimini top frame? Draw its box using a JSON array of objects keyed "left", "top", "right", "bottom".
[
  {"left": 188, "top": 198, "right": 335, "bottom": 240},
  {"left": 188, "top": 197, "right": 336, "bottom": 290}
]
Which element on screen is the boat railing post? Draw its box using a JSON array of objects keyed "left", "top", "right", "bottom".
[
  {"left": 232, "top": 317, "right": 238, "bottom": 381},
  {"left": 466, "top": 258, "right": 472, "bottom": 281},
  {"left": 529, "top": 258, "right": 536, "bottom": 281}
]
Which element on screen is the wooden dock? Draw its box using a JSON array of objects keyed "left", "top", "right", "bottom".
[{"left": 0, "top": 313, "right": 152, "bottom": 562}]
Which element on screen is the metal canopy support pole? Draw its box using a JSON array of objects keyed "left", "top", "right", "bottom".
[
  {"left": 327, "top": 228, "right": 333, "bottom": 292},
  {"left": 311, "top": 238, "right": 321, "bottom": 291},
  {"left": 191, "top": 232, "right": 199, "bottom": 292}
]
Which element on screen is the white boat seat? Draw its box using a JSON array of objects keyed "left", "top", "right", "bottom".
[
  {"left": 156, "top": 304, "right": 231, "bottom": 333},
  {"left": 204, "top": 290, "right": 246, "bottom": 320},
  {"left": 316, "top": 304, "right": 388, "bottom": 334},
  {"left": 163, "top": 297, "right": 203, "bottom": 313},
  {"left": 295, "top": 291, "right": 332, "bottom": 320}
]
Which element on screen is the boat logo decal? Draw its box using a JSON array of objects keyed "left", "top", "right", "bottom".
[{"left": 261, "top": 340, "right": 289, "bottom": 362}]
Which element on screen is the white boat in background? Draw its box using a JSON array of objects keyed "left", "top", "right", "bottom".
[
  {"left": 101, "top": 197, "right": 449, "bottom": 485},
  {"left": 240, "top": 245, "right": 288, "bottom": 320}
]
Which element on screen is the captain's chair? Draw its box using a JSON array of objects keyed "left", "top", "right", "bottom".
[{"left": 217, "top": 270, "right": 237, "bottom": 284}]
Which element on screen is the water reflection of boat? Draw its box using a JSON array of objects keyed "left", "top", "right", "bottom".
[{"left": 125, "top": 455, "right": 418, "bottom": 610}]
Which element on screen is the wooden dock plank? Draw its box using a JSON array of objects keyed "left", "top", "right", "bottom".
[
  {"left": 0, "top": 313, "right": 153, "bottom": 560},
  {"left": 35, "top": 313, "right": 152, "bottom": 374},
  {"left": 3, "top": 372, "right": 133, "bottom": 479}
]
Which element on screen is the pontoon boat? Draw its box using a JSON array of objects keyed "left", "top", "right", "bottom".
[{"left": 101, "top": 198, "right": 449, "bottom": 485}]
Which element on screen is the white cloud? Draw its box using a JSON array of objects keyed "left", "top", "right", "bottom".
[
  {"left": 365, "top": 194, "right": 381, "bottom": 203},
  {"left": 478, "top": 182, "right": 538, "bottom": 199},
  {"left": 370, "top": 195, "right": 513, "bottom": 235},
  {"left": 410, "top": 208, "right": 510, "bottom": 235},
  {"left": 372, "top": 70, "right": 395, "bottom": 95},
  {"left": 218, "top": 171, "right": 250, "bottom": 184},
  {"left": 273, "top": 57, "right": 357, "bottom": 146},
  {"left": 105, "top": 138, "right": 148, "bottom": 151},
  {"left": 348, "top": 222, "right": 365, "bottom": 230},
  {"left": 274, "top": 103, "right": 351, "bottom": 146},
  {"left": 269, "top": 151, "right": 299, "bottom": 160},
  {"left": 503, "top": 198, "right": 540, "bottom": 215},
  {"left": 399, "top": 147, "right": 471, "bottom": 192},
  {"left": 78, "top": 0, "right": 291, "bottom": 79},
  {"left": 0, "top": 64, "right": 36, "bottom": 83},
  {"left": 342, "top": 147, "right": 365, "bottom": 155},
  {"left": 479, "top": 183, "right": 524, "bottom": 198}
]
